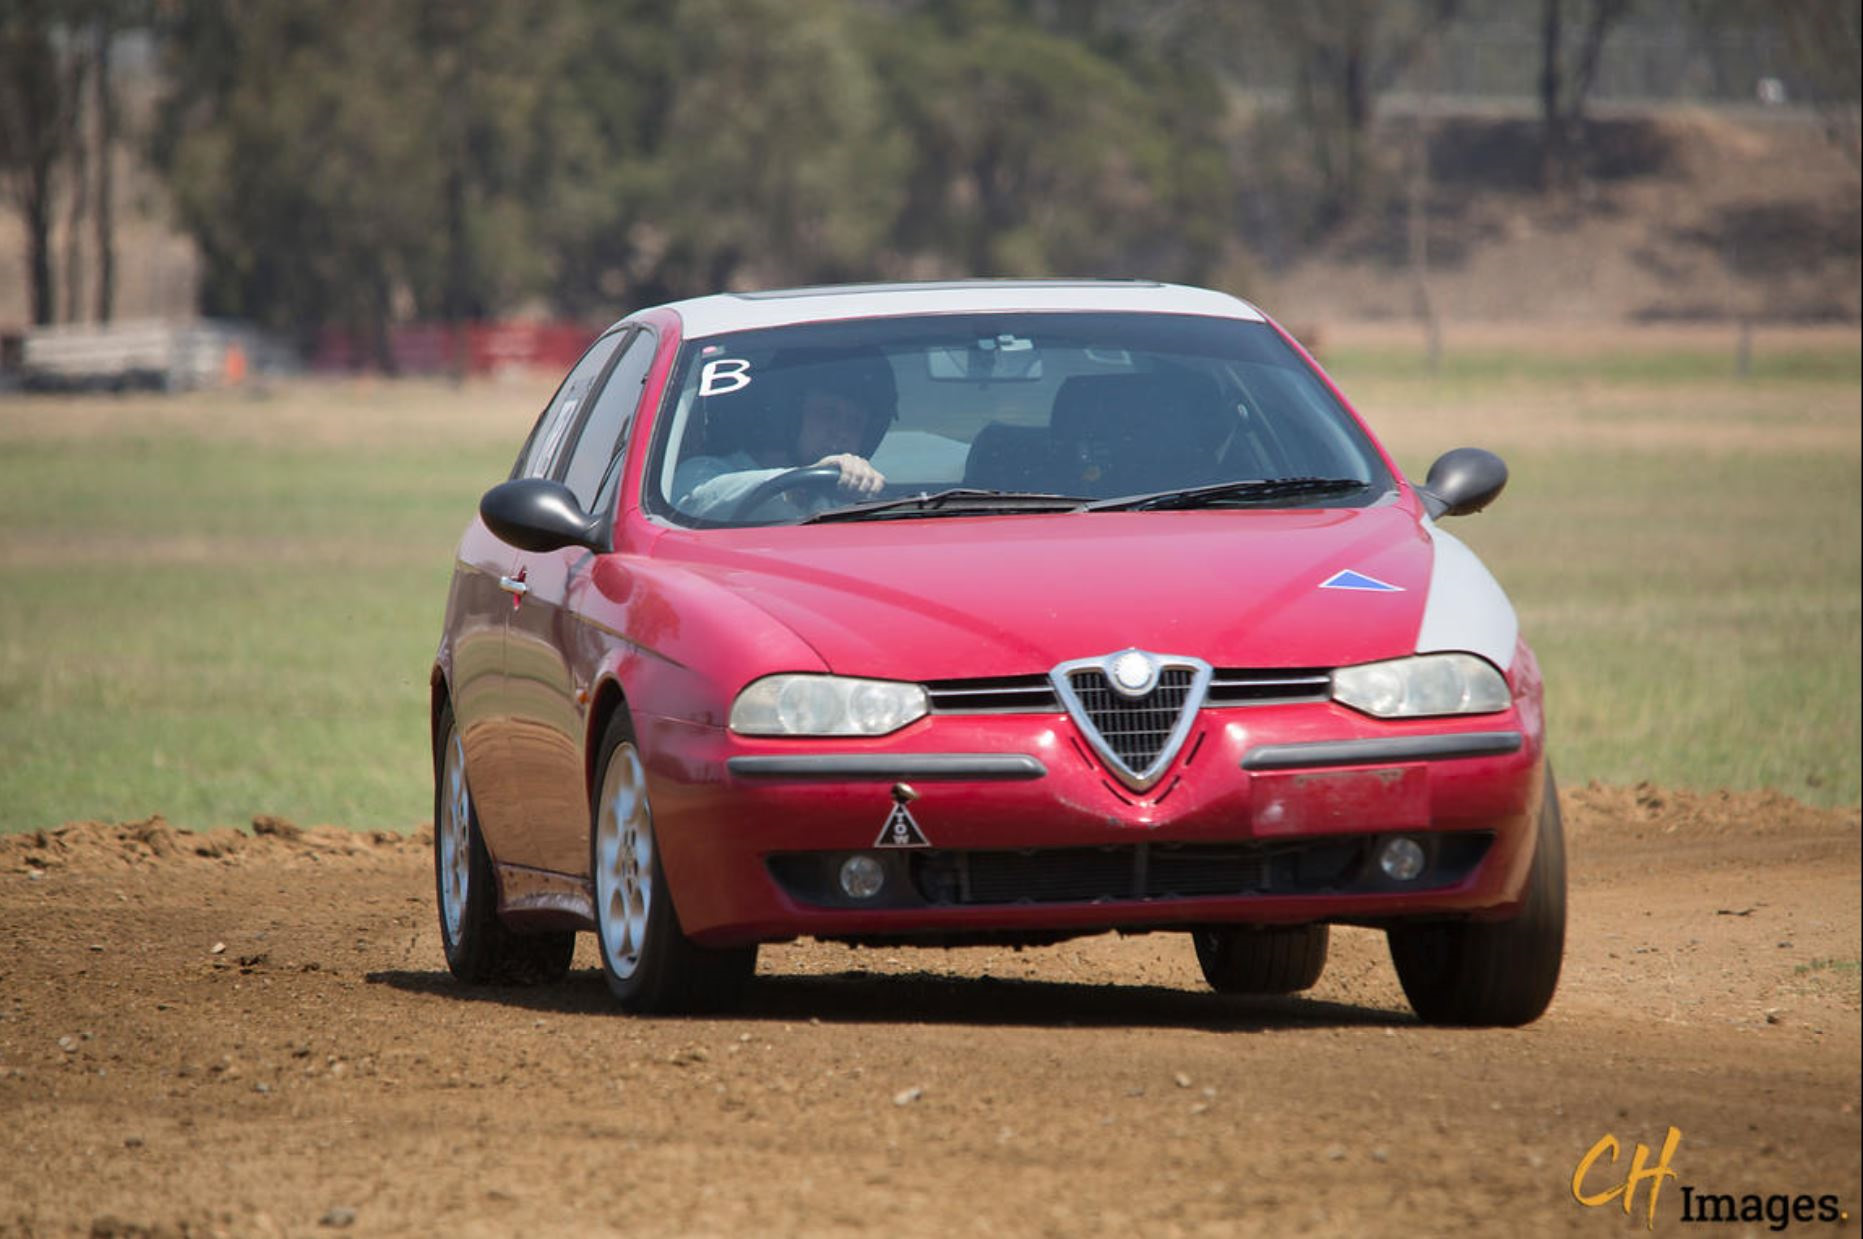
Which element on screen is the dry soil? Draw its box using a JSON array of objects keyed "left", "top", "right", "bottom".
[{"left": 2, "top": 785, "right": 1858, "bottom": 1238}]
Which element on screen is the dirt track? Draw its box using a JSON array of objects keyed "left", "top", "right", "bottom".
[{"left": 2, "top": 786, "right": 1858, "bottom": 1238}]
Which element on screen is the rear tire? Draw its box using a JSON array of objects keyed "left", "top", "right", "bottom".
[
  {"left": 433, "top": 702, "right": 574, "bottom": 985},
  {"left": 1193, "top": 924, "right": 1329, "bottom": 994},
  {"left": 591, "top": 708, "right": 756, "bottom": 1013},
  {"left": 1387, "top": 769, "right": 1566, "bottom": 1026}
]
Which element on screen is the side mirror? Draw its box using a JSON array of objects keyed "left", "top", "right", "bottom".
[
  {"left": 1416, "top": 448, "right": 1507, "bottom": 519},
  {"left": 479, "top": 478, "right": 607, "bottom": 553}
]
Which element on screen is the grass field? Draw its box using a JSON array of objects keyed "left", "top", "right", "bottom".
[{"left": 0, "top": 325, "right": 1857, "bottom": 833}]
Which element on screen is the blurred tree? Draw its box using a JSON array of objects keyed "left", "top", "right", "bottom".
[
  {"left": 61, "top": 24, "right": 90, "bottom": 324},
  {"left": 92, "top": 4, "right": 118, "bottom": 321},
  {"left": 1776, "top": 0, "right": 1862, "bottom": 165},
  {"left": 156, "top": 4, "right": 432, "bottom": 361},
  {"left": 1, "top": 0, "right": 88, "bottom": 325},
  {"left": 146, "top": 0, "right": 1244, "bottom": 336},
  {"left": 413, "top": 1, "right": 578, "bottom": 334},
  {"left": 1254, "top": 0, "right": 1463, "bottom": 232},
  {"left": 863, "top": 0, "right": 1230, "bottom": 281},
  {"left": 644, "top": 0, "right": 907, "bottom": 292},
  {"left": 1149, "top": 0, "right": 1464, "bottom": 239},
  {"left": 1539, "top": 0, "right": 1636, "bottom": 191},
  {"left": 1689, "top": 0, "right": 1861, "bottom": 166},
  {"left": 154, "top": 1, "right": 570, "bottom": 358}
]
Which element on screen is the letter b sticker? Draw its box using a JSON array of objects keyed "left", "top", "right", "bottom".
[{"left": 700, "top": 358, "right": 752, "bottom": 396}]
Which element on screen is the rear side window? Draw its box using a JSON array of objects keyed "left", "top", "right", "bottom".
[
  {"left": 512, "top": 331, "right": 625, "bottom": 479},
  {"left": 559, "top": 329, "right": 657, "bottom": 510}
]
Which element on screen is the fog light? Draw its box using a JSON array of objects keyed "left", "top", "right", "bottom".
[
  {"left": 1379, "top": 837, "right": 1427, "bottom": 882},
  {"left": 838, "top": 854, "right": 886, "bottom": 900}
]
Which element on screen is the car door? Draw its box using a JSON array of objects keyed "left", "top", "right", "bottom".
[
  {"left": 446, "top": 516, "right": 519, "bottom": 861},
  {"left": 473, "top": 329, "right": 627, "bottom": 871},
  {"left": 504, "top": 326, "right": 659, "bottom": 877}
]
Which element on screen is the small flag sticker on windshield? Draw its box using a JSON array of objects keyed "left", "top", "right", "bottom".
[{"left": 1320, "top": 570, "right": 1404, "bottom": 592}]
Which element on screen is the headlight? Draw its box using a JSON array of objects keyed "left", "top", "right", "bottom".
[
  {"left": 730, "top": 675, "right": 930, "bottom": 736},
  {"left": 1332, "top": 653, "right": 1510, "bottom": 718}
]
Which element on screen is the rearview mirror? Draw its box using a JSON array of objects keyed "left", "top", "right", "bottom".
[
  {"left": 926, "top": 334, "right": 1043, "bottom": 382},
  {"left": 479, "top": 478, "right": 607, "bottom": 553},
  {"left": 1416, "top": 448, "right": 1507, "bottom": 519}
]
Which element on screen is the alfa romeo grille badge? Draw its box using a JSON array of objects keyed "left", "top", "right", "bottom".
[
  {"left": 1049, "top": 649, "right": 1213, "bottom": 793},
  {"left": 1109, "top": 650, "right": 1156, "bottom": 697}
]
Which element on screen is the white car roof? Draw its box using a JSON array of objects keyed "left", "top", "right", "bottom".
[{"left": 648, "top": 279, "right": 1265, "bottom": 340}]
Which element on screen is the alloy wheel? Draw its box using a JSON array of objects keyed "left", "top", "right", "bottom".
[{"left": 596, "top": 741, "right": 654, "bottom": 978}]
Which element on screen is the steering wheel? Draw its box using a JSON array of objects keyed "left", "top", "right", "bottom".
[{"left": 728, "top": 464, "right": 849, "bottom": 521}]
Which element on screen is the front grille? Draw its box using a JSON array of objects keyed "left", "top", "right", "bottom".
[
  {"left": 1068, "top": 667, "right": 1195, "bottom": 770},
  {"left": 914, "top": 842, "right": 1299, "bottom": 904},
  {"left": 767, "top": 834, "right": 1494, "bottom": 910},
  {"left": 925, "top": 675, "right": 1058, "bottom": 713},
  {"left": 924, "top": 668, "right": 1330, "bottom": 714},
  {"left": 1206, "top": 667, "right": 1332, "bottom": 705},
  {"left": 945, "top": 848, "right": 1138, "bottom": 904}
]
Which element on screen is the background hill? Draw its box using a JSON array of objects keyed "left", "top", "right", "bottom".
[{"left": 1272, "top": 106, "right": 1861, "bottom": 325}]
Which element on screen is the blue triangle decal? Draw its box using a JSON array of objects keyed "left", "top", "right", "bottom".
[{"left": 1320, "top": 569, "right": 1404, "bottom": 592}]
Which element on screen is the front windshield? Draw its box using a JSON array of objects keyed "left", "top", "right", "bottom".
[{"left": 645, "top": 312, "right": 1394, "bottom": 528}]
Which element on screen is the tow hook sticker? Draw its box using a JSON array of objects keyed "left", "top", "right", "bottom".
[
  {"left": 875, "top": 784, "right": 930, "bottom": 848},
  {"left": 1320, "top": 569, "right": 1404, "bottom": 592}
]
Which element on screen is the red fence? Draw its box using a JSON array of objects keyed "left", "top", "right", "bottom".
[{"left": 312, "top": 321, "right": 600, "bottom": 376}]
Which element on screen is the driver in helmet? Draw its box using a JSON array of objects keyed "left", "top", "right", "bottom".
[{"left": 674, "top": 352, "right": 891, "bottom": 519}]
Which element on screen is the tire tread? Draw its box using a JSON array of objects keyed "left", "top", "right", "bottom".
[
  {"left": 1388, "top": 770, "right": 1567, "bottom": 1026},
  {"left": 434, "top": 701, "right": 574, "bottom": 987},
  {"left": 1194, "top": 923, "right": 1330, "bottom": 994}
]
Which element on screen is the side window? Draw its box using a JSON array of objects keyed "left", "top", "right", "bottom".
[
  {"left": 512, "top": 331, "right": 626, "bottom": 479},
  {"left": 559, "top": 329, "right": 657, "bottom": 510}
]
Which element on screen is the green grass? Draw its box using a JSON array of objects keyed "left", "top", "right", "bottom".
[
  {"left": 0, "top": 340, "right": 1858, "bottom": 833},
  {"left": 0, "top": 397, "right": 519, "bottom": 833},
  {"left": 1439, "top": 448, "right": 1860, "bottom": 803},
  {"left": 1793, "top": 959, "right": 1861, "bottom": 975},
  {"left": 1323, "top": 342, "right": 1863, "bottom": 386},
  {"left": 1335, "top": 336, "right": 1862, "bottom": 806}
]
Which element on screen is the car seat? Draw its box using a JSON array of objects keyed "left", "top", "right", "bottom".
[
  {"left": 1048, "top": 370, "right": 1230, "bottom": 497},
  {"left": 962, "top": 423, "right": 1061, "bottom": 493}
]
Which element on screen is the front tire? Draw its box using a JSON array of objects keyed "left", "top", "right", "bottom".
[
  {"left": 1193, "top": 924, "right": 1329, "bottom": 994},
  {"left": 434, "top": 703, "right": 574, "bottom": 984},
  {"left": 1387, "top": 769, "right": 1567, "bottom": 1026},
  {"left": 591, "top": 708, "right": 756, "bottom": 1013}
]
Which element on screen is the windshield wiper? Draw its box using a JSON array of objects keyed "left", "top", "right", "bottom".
[
  {"left": 1083, "top": 476, "right": 1371, "bottom": 512},
  {"left": 801, "top": 488, "right": 1090, "bottom": 524}
]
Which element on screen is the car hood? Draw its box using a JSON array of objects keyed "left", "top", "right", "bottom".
[{"left": 654, "top": 506, "right": 1433, "bottom": 679}]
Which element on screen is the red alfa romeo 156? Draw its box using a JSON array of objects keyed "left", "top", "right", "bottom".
[{"left": 431, "top": 279, "right": 1563, "bottom": 1025}]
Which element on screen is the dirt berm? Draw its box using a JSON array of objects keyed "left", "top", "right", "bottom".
[{"left": 2, "top": 784, "right": 1858, "bottom": 1237}]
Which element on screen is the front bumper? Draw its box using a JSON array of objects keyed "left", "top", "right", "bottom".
[{"left": 639, "top": 702, "right": 1545, "bottom": 945}]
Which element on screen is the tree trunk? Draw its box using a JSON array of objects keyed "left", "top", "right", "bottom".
[
  {"left": 1339, "top": 38, "right": 1369, "bottom": 212},
  {"left": 25, "top": 168, "right": 54, "bottom": 326},
  {"left": 1409, "top": 49, "right": 1442, "bottom": 375},
  {"left": 94, "top": 14, "right": 115, "bottom": 323},
  {"left": 1539, "top": 0, "right": 1569, "bottom": 188},
  {"left": 62, "top": 50, "right": 89, "bottom": 325},
  {"left": 369, "top": 272, "right": 397, "bottom": 375},
  {"left": 1, "top": 1, "right": 67, "bottom": 327},
  {"left": 1542, "top": 0, "right": 1631, "bottom": 193},
  {"left": 441, "top": 25, "right": 473, "bottom": 311}
]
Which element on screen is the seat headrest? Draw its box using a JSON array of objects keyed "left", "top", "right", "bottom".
[
  {"left": 1050, "top": 371, "right": 1227, "bottom": 450},
  {"left": 1048, "top": 371, "right": 1229, "bottom": 495}
]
